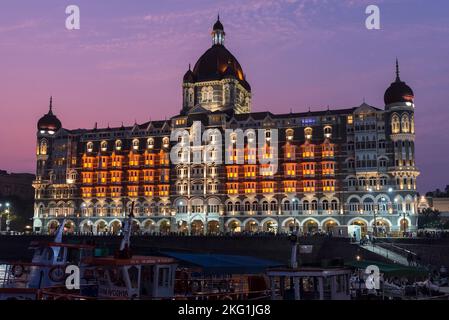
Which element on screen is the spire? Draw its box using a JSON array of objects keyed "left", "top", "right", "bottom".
[
  {"left": 395, "top": 57, "right": 400, "bottom": 81},
  {"left": 49, "top": 96, "right": 53, "bottom": 114}
]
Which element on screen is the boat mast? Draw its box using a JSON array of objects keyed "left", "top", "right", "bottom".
[
  {"left": 117, "top": 201, "right": 135, "bottom": 258},
  {"left": 54, "top": 219, "right": 66, "bottom": 243}
]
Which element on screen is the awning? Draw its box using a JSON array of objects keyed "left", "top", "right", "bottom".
[{"left": 161, "top": 251, "right": 284, "bottom": 275}]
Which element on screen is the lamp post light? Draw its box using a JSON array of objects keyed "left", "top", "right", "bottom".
[{"left": 0, "top": 203, "right": 12, "bottom": 232}]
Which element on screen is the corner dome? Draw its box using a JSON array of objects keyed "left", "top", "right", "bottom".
[
  {"left": 38, "top": 97, "right": 62, "bottom": 131},
  {"left": 384, "top": 60, "right": 414, "bottom": 105}
]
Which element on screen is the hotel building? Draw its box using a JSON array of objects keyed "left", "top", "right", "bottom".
[{"left": 33, "top": 18, "right": 419, "bottom": 236}]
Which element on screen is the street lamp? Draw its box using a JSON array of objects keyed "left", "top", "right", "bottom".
[{"left": 0, "top": 202, "right": 12, "bottom": 232}]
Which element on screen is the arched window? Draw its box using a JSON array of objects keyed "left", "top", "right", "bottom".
[
  {"left": 40, "top": 140, "right": 48, "bottom": 155},
  {"left": 286, "top": 129, "right": 294, "bottom": 141},
  {"left": 244, "top": 201, "right": 251, "bottom": 212},
  {"left": 401, "top": 114, "right": 410, "bottom": 133},
  {"left": 147, "top": 138, "right": 154, "bottom": 149},
  {"left": 115, "top": 140, "right": 122, "bottom": 151},
  {"left": 227, "top": 202, "right": 233, "bottom": 212},
  {"left": 391, "top": 114, "right": 400, "bottom": 134},
  {"left": 349, "top": 198, "right": 360, "bottom": 212},
  {"left": 284, "top": 200, "right": 291, "bottom": 211},
  {"left": 311, "top": 200, "right": 318, "bottom": 211},
  {"left": 262, "top": 201, "right": 269, "bottom": 212},
  {"left": 235, "top": 201, "right": 241, "bottom": 211},
  {"left": 410, "top": 115, "right": 415, "bottom": 134},
  {"left": 87, "top": 141, "right": 94, "bottom": 152},
  {"left": 270, "top": 201, "right": 277, "bottom": 211},
  {"left": 322, "top": 200, "right": 329, "bottom": 211},
  {"left": 324, "top": 126, "right": 332, "bottom": 138},
  {"left": 331, "top": 200, "right": 338, "bottom": 211},
  {"left": 304, "top": 127, "right": 313, "bottom": 140},
  {"left": 303, "top": 200, "right": 310, "bottom": 211},
  {"left": 101, "top": 141, "right": 107, "bottom": 151},
  {"left": 132, "top": 139, "right": 139, "bottom": 150}
]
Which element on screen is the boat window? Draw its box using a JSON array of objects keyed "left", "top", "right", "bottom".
[
  {"left": 128, "top": 266, "right": 139, "bottom": 289},
  {"left": 158, "top": 267, "right": 170, "bottom": 287},
  {"left": 108, "top": 268, "right": 126, "bottom": 287}
]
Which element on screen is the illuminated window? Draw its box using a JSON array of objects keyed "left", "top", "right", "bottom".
[
  {"left": 113, "top": 140, "right": 121, "bottom": 151},
  {"left": 132, "top": 139, "right": 139, "bottom": 150},
  {"left": 303, "top": 180, "right": 316, "bottom": 193},
  {"left": 143, "top": 170, "right": 155, "bottom": 182},
  {"left": 347, "top": 115, "right": 353, "bottom": 125},
  {"left": 286, "top": 128, "right": 294, "bottom": 141},
  {"left": 324, "top": 126, "right": 332, "bottom": 138},
  {"left": 302, "top": 163, "right": 315, "bottom": 176},
  {"left": 322, "top": 143, "right": 334, "bottom": 158},
  {"left": 128, "top": 170, "right": 139, "bottom": 182},
  {"left": 129, "top": 154, "right": 140, "bottom": 167},
  {"left": 101, "top": 141, "right": 107, "bottom": 152},
  {"left": 127, "top": 186, "right": 139, "bottom": 197},
  {"left": 227, "top": 166, "right": 239, "bottom": 178},
  {"left": 283, "top": 181, "right": 297, "bottom": 193},
  {"left": 261, "top": 182, "right": 274, "bottom": 193},
  {"left": 87, "top": 142, "right": 94, "bottom": 153},
  {"left": 322, "top": 162, "right": 335, "bottom": 175},
  {"left": 158, "top": 185, "right": 169, "bottom": 197},
  {"left": 244, "top": 165, "right": 257, "bottom": 178},
  {"left": 401, "top": 114, "right": 410, "bottom": 133},
  {"left": 304, "top": 127, "right": 313, "bottom": 140},
  {"left": 285, "top": 163, "right": 296, "bottom": 176},
  {"left": 322, "top": 180, "right": 335, "bottom": 192},
  {"left": 227, "top": 183, "right": 239, "bottom": 194},
  {"left": 39, "top": 140, "right": 48, "bottom": 155},
  {"left": 302, "top": 145, "right": 315, "bottom": 158},
  {"left": 391, "top": 114, "right": 400, "bottom": 134}
]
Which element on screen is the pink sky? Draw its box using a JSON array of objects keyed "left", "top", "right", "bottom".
[{"left": 0, "top": 0, "right": 448, "bottom": 193}]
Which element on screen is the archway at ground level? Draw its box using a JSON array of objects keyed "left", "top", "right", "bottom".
[
  {"left": 263, "top": 220, "right": 278, "bottom": 233},
  {"left": 110, "top": 221, "right": 122, "bottom": 234},
  {"left": 228, "top": 221, "right": 241, "bottom": 233},
  {"left": 191, "top": 220, "right": 204, "bottom": 235},
  {"left": 64, "top": 220, "right": 75, "bottom": 234},
  {"left": 400, "top": 218, "right": 409, "bottom": 233},
  {"left": 96, "top": 221, "right": 107, "bottom": 233},
  {"left": 303, "top": 219, "right": 319, "bottom": 233},
  {"left": 143, "top": 220, "right": 156, "bottom": 233},
  {"left": 244, "top": 220, "right": 259, "bottom": 233},
  {"left": 350, "top": 220, "right": 368, "bottom": 236},
  {"left": 81, "top": 221, "right": 93, "bottom": 233},
  {"left": 159, "top": 220, "right": 171, "bottom": 234},
  {"left": 177, "top": 221, "right": 188, "bottom": 234},
  {"left": 132, "top": 220, "right": 140, "bottom": 233},
  {"left": 47, "top": 220, "right": 59, "bottom": 235},
  {"left": 207, "top": 221, "right": 219, "bottom": 234},
  {"left": 323, "top": 220, "right": 338, "bottom": 232},
  {"left": 284, "top": 219, "right": 300, "bottom": 233},
  {"left": 372, "top": 219, "right": 390, "bottom": 236}
]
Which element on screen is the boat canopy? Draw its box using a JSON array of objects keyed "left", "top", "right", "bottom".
[{"left": 162, "top": 251, "right": 283, "bottom": 275}]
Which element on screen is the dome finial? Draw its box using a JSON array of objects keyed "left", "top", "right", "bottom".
[
  {"left": 49, "top": 96, "right": 53, "bottom": 113},
  {"left": 212, "top": 15, "right": 225, "bottom": 45},
  {"left": 395, "top": 57, "right": 400, "bottom": 81}
]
